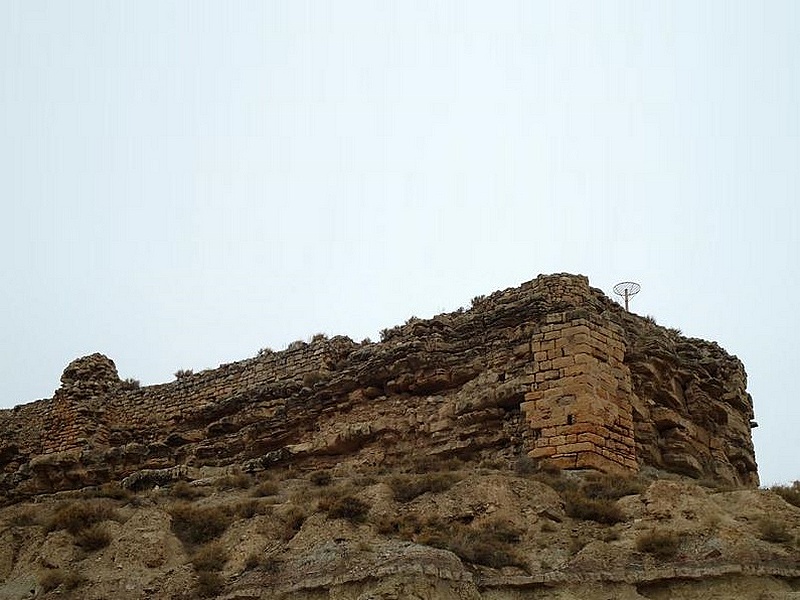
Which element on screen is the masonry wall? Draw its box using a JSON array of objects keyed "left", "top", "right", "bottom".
[
  {"left": 520, "top": 312, "right": 636, "bottom": 472},
  {"left": 0, "top": 273, "right": 760, "bottom": 498}
]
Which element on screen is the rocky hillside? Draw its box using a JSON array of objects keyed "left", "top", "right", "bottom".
[
  {"left": 0, "top": 463, "right": 798, "bottom": 599},
  {"left": 0, "top": 273, "right": 784, "bottom": 598}
]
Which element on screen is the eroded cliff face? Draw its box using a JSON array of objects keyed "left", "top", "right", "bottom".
[{"left": 0, "top": 274, "right": 759, "bottom": 501}]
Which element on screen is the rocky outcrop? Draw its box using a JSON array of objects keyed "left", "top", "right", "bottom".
[{"left": 0, "top": 274, "right": 759, "bottom": 502}]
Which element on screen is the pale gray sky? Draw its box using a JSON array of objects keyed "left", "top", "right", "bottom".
[{"left": 1, "top": 2, "right": 797, "bottom": 486}]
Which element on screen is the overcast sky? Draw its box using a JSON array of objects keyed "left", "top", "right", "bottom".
[{"left": 1, "top": 2, "right": 797, "bottom": 486}]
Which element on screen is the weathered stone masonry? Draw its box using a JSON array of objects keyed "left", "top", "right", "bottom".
[
  {"left": 0, "top": 273, "right": 759, "bottom": 499},
  {"left": 522, "top": 312, "right": 635, "bottom": 473}
]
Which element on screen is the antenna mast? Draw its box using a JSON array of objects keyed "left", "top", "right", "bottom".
[{"left": 613, "top": 281, "right": 641, "bottom": 312}]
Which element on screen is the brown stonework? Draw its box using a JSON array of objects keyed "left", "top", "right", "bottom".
[{"left": 0, "top": 273, "right": 759, "bottom": 500}]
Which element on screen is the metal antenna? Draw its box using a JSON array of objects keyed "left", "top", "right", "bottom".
[{"left": 613, "top": 281, "right": 641, "bottom": 312}]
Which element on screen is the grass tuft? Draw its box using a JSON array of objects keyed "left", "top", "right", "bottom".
[
  {"left": 74, "top": 523, "right": 111, "bottom": 551},
  {"left": 770, "top": 481, "right": 800, "bottom": 509},
  {"left": 45, "top": 500, "right": 117, "bottom": 534},
  {"left": 388, "top": 473, "right": 460, "bottom": 503},
  {"left": 636, "top": 529, "right": 681, "bottom": 558},
  {"left": 326, "top": 495, "right": 370, "bottom": 522},
  {"left": 169, "top": 503, "right": 232, "bottom": 546}
]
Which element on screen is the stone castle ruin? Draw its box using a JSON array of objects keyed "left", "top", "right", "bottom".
[{"left": 0, "top": 274, "right": 759, "bottom": 501}]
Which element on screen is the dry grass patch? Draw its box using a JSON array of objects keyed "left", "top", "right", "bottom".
[
  {"left": 169, "top": 503, "right": 232, "bottom": 546},
  {"left": 380, "top": 513, "right": 525, "bottom": 570},
  {"left": 635, "top": 529, "right": 681, "bottom": 558},
  {"left": 251, "top": 480, "right": 280, "bottom": 497},
  {"left": 85, "top": 482, "right": 134, "bottom": 502},
  {"left": 192, "top": 542, "right": 227, "bottom": 572},
  {"left": 563, "top": 489, "right": 624, "bottom": 525},
  {"left": 45, "top": 500, "right": 118, "bottom": 534},
  {"left": 196, "top": 570, "right": 224, "bottom": 598},
  {"left": 758, "top": 518, "right": 792, "bottom": 543},
  {"left": 38, "top": 569, "right": 86, "bottom": 593},
  {"left": 279, "top": 506, "right": 308, "bottom": 540},
  {"left": 326, "top": 495, "right": 370, "bottom": 523},
  {"left": 169, "top": 481, "right": 207, "bottom": 500},
  {"left": 388, "top": 473, "right": 460, "bottom": 503},
  {"left": 74, "top": 523, "right": 111, "bottom": 552},
  {"left": 309, "top": 470, "right": 333, "bottom": 486},
  {"left": 214, "top": 472, "right": 252, "bottom": 490},
  {"left": 582, "top": 472, "right": 646, "bottom": 499},
  {"left": 770, "top": 481, "right": 800, "bottom": 509}
]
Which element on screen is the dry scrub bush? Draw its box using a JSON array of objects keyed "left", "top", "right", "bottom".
[
  {"left": 38, "top": 569, "right": 86, "bottom": 593},
  {"left": 582, "top": 473, "right": 645, "bottom": 499},
  {"left": 758, "top": 518, "right": 792, "bottom": 543},
  {"left": 326, "top": 496, "right": 370, "bottom": 523},
  {"left": 196, "top": 570, "right": 223, "bottom": 598},
  {"left": 45, "top": 500, "right": 118, "bottom": 534},
  {"left": 192, "top": 542, "right": 228, "bottom": 572},
  {"left": 771, "top": 481, "right": 800, "bottom": 509},
  {"left": 388, "top": 473, "right": 460, "bottom": 503},
  {"left": 635, "top": 529, "right": 680, "bottom": 558},
  {"left": 379, "top": 514, "right": 525, "bottom": 570},
  {"left": 170, "top": 481, "right": 206, "bottom": 500},
  {"left": 214, "top": 473, "right": 252, "bottom": 490},
  {"left": 9, "top": 507, "right": 37, "bottom": 527},
  {"left": 233, "top": 498, "right": 272, "bottom": 519},
  {"left": 82, "top": 482, "right": 133, "bottom": 502},
  {"left": 74, "top": 523, "right": 111, "bottom": 551},
  {"left": 563, "top": 489, "right": 624, "bottom": 524},
  {"left": 280, "top": 507, "right": 307, "bottom": 540},
  {"left": 251, "top": 480, "right": 279, "bottom": 497},
  {"left": 309, "top": 470, "right": 333, "bottom": 486},
  {"left": 169, "top": 503, "right": 232, "bottom": 546}
]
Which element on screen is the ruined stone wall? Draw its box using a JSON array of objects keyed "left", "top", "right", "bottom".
[{"left": 0, "top": 273, "right": 760, "bottom": 499}]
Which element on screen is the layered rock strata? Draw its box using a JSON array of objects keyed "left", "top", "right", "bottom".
[{"left": 0, "top": 274, "right": 759, "bottom": 500}]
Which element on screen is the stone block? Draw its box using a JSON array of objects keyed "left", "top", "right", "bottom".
[
  {"left": 557, "top": 441, "right": 594, "bottom": 455},
  {"left": 530, "top": 446, "right": 556, "bottom": 459}
]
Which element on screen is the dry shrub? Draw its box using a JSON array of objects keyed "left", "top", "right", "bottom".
[
  {"left": 215, "top": 473, "right": 252, "bottom": 490},
  {"left": 38, "top": 569, "right": 85, "bottom": 593},
  {"left": 9, "top": 507, "right": 37, "bottom": 527},
  {"left": 88, "top": 482, "right": 133, "bottom": 502},
  {"left": 251, "top": 480, "right": 279, "bottom": 497},
  {"left": 388, "top": 473, "right": 460, "bottom": 503},
  {"left": 170, "top": 481, "right": 206, "bottom": 500},
  {"left": 582, "top": 473, "right": 645, "bottom": 499},
  {"left": 758, "top": 518, "right": 792, "bottom": 543},
  {"left": 515, "top": 455, "right": 538, "bottom": 476},
  {"left": 244, "top": 552, "right": 262, "bottom": 570},
  {"left": 280, "top": 506, "right": 307, "bottom": 540},
  {"left": 192, "top": 542, "right": 227, "bottom": 572},
  {"left": 636, "top": 529, "right": 680, "bottom": 558},
  {"left": 326, "top": 496, "right": 370, "bottom": 523},
  {"left": 45, "top": 500, "right": 117, "bottom": 534},
  {"left": 375, "top": 513, "right": 423, "bottom": 537},
  {"left": 380, "top": 514, "right": 524, "bottom": 570},
  {"left": 169, "top": 503, "right": 232, "bottom": 546},
  {"left": 411, "top": 456, "right": 463, "bottom": 473},
  {"left": 309, "top": 470, "right": 333, "bottom": 486},
  {"left": 437, "top": 520, "right": 525, "bottom": 569},
  {"left": 233, "top": 498, "right": 272, "bottom": 519},
  {"left": 74, "top": 523, "right": 111, "bottom": 552},
  {"left": 563, "top": 489, "right": 623, "bottom": 524},
  {"left": 771, "top": 481, "right": 800, "bottom": 509},
  {"left": 196, "top": 570, "right": 223, "bottom": 597},
  {"left": 528, "top": 466, "right": 576, "bottom": 493}
]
